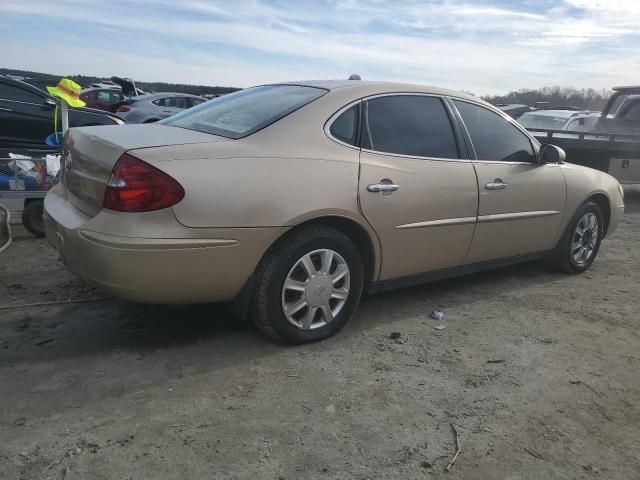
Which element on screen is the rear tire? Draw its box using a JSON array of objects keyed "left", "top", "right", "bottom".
[
  {"left": 251, "top": 225, "right": 364, "bottom": 344},
  {"left": 550, "top": 201, "right": 603, "bottom": 274},
  {"left": 22, "top": 199, "right": 45, "bottom": 238}
]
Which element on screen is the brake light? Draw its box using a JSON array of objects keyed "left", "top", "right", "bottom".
[
  {"left": 117, "top": 106, "right": 130, "bottom": 112},
  {"left": 103, "top": 153, "right": 184, "bottom": 212}
]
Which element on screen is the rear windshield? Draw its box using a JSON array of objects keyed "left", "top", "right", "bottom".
[{"left": 161, "top": 85, "right": 327, "bottom": 138}]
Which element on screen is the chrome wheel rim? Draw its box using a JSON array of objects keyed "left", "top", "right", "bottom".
[
  {"left": 571, "top": 212, "right": 599, "bottom": 266},
  {"left": 281, "top": 249, "right": 350, "bottom": 330}
]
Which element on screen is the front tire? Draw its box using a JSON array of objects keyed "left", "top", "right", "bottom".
[
  {"left": 551, "top": 201, "right": 603, "bottom": 273},
  {"left": 251, "top": 225, "right": 364, "bottom": 344}
]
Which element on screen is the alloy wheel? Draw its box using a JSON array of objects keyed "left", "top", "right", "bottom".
[
  {"left": 281, "top": 249, "right": 351, "bottom": 330},
  {"left": 571, "top": 212, "right": 599, "bottom": 266}
]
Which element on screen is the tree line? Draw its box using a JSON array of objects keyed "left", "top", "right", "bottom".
[
  {"left": 0, "top": 68, "right": 240, "bottom": 96},
  {"left": 2, "top": 68, "right": 616, "bottom": 110},
  {"left": 482, "top": 86, "right": 612, "bottom": 111}
]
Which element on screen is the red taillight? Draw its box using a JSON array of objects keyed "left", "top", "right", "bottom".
[
  {"left": 103, "top": 153, "right": 184, "bottom": 212},
  {"left": 117, "top": 106, "right": 130, "bottom": 112}
]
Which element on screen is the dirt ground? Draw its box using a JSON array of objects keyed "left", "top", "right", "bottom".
[{"left": 1, "top": 190, "right": 639, "bottom": 480}]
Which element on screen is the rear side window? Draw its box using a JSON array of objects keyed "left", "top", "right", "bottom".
[
  {"left": 329, "top": 104, "right": 360, "bottom": 146},
  {"left": 162, "top": 85, "right": 327, "bottom": 139},
  {"left": 454, "top": 100, "right": 535, "bottom": 163},
  {"left": 362, "top": 95, "right": 459, "bottom": 158}
]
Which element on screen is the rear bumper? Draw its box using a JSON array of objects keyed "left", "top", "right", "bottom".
[{"left": 44, "top": 184, "right": 286, "bottom": 304}]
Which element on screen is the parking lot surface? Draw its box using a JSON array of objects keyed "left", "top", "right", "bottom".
[{"left": 1, "top": 189, "right": 639, "bottom": 479}]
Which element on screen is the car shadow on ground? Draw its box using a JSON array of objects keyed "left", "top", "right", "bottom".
[
  {"left": 1, "top": 258, "right": 563, "bottom": 367},
  {"left": 4, "top": 191, "right": 638, "bottom": 366}
]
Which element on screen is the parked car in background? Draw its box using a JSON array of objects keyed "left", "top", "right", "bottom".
[
  {"left": 115, "top": 92, "right": 206, "bottom": 123},
  {"left": 0, "top": 75, "right": 124, "bottom": 151},
  {"left": 518, "top": 109, "right": 600, "bottom": 132},
  {"left": 80, "top": 87, "right": 125, "bottom": 113},
  {"left": 497, "top": 103, "right": 533, "bottom": 119},
  {"left": 45, "top": 81, "right": 624, "bottom": 344}
]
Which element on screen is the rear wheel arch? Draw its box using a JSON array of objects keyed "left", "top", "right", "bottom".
[
  {"left": 296, "top": 216, "right": 378, "bottom": 289},
  {"left": 230, "top": 215, "right": 379, "bottom": 322},
  {"left": 269, "top": 216, "right": 378, "bottom": 289}
]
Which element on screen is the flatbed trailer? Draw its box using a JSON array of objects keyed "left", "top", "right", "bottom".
[
  {"left": 525, "top": 85, "right": 640, "bottom": 184},
  {"left": 528, "top": 129, "right": 640, "bottom": 184}
]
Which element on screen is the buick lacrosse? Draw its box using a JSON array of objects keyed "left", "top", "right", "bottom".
[{"left": 45, "top": 81, "right": 625, "bottom": 343}]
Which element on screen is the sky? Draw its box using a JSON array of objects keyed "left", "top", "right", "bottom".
[{"left": 1, "top": 0, "right": 639, "bottom": 95}]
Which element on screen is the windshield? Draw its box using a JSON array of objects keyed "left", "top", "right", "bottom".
[
  {"left": 161, "top": 85, "right": 327, "bottom": 138},
  {"left": 518, "top": 113, "right": 569, "bottom": 130}
]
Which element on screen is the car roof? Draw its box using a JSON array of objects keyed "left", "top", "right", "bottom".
[
  {"left": 133, "top": 92, "right": 203, "bottom": 100},
  {"left": 81, "top": 87, "right": 121, "bottom": 93},
  {"left": 613, "top": 86, "right": 640, "bottom": 94},
  {"left": 268, "top": 80, "right": 481, "bottom": 103}
]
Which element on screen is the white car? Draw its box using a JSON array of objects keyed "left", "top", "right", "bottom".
[{"left": 518, "top": 110, "right": 600, "bottom": 132}]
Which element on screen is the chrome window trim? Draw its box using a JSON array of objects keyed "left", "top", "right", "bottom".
[
  {"left": 449, "top": 96, "right": 541, "bottom": 147},
  {"left": 325, "top": 92, "right": 464, "bottom": 162},
  {"left": 324, "top": 91, "right": 547, "bottom": 165},
  {"left": 323, "top": 99, "right": 362, "bottom": 151},
  {"left": 449, "top": 96, "right": 542, "bottom": 165}
]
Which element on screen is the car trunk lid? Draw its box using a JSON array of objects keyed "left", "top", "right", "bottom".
[
  {"left": 61, "top": 124, "right": 226, "bottom": 217},
  {"left": 110, "top": 76, "right": 140, "bottom": 97}
]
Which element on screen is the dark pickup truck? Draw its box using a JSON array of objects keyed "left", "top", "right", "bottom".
[{"left": 526, "top": 86, "right": 640, "bottom": 184}]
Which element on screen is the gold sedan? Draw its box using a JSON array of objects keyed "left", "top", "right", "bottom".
[{"left": 44, "top": 81, "right": 625, "bottom": 344}]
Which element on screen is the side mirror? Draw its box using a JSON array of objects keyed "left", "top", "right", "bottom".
[
  {"left": 540, "top": 144, "right": 566, "bottom": 164},
  {"left": 43, "top": 97, "right": 57, "bottom": 109}
]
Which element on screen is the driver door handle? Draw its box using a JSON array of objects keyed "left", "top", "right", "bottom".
[
  {"left": 485, "top": 179, "right": 508, "bottom": 190},
  {"left": 367, "top": 183, "right": 400, "bottom": 193}
]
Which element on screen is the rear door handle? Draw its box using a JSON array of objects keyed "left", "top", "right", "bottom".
[
  {"left": 367, "top": 183, "right": 400, "bottom": 193},
  {"left": 485, "top": 179, "right": 508, "bottom": 190}
]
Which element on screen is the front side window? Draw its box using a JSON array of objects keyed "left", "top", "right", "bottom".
[
  {"left": 329, "top": 104, "right": 360, "bottom": 146},
  {"left": 0, "top": 83, "right": 43, "bottom": 103},
  {"left": 454, "top": 100, "right": 535, "bottom": 163},
  {"left": 361, "top": 95, "right": 459, "bottom": 159},
  {"left": 162, "top": 85, "right": 327, "bottom": 139}
]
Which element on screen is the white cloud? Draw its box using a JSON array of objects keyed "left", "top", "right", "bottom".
[{"left": 1, "top": 0, "right": 639, "bottom": 94}]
